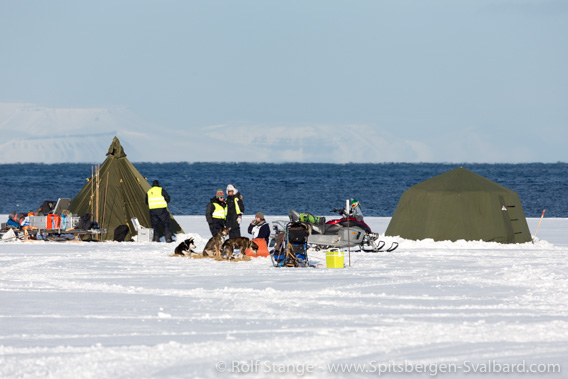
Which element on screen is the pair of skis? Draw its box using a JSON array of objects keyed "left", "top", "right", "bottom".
[{"left": 362, "top": 239, "right": 399, "bottom": 253}]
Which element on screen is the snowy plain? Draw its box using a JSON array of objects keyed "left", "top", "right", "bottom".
[{"left": 1, "top": 215, "right": 567, "bottom": 379}]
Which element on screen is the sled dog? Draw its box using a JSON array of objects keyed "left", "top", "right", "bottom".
[
  {"left": 221, "top": 237, "right": 258, "bottom": 260},
  {"left": 203, "top": 227, "right": 231, "bottom": 259},
  {"left": 172, "top": 238, "right": 197, "bottom": 257}
]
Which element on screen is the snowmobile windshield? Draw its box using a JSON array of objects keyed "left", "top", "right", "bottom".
[{"left": 350, "top": 203, "right": 364, "bottom": 220}]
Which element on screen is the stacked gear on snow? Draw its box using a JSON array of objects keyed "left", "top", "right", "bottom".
[
  {"left": 36, "top": 200, "right": 56, "bottom": 215},
  {"left": 6, "top": 212, "right": 24, "bottom": 228},
  {"left": 76, "top": 214, "right": 97, "bottom": 230},
  {"left": 271, "top": 222, "right": 310, "bottom": 267}
]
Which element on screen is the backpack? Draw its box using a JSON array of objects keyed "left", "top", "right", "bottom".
[
  {"left": 113, "top": 225, "right": 130, "bottom": 242},
  {"left": 36, "top": 200, "right": 56, "bottom": 215},
  {"left": 77, "top": 214, "right": 94, "bottom": 230}
]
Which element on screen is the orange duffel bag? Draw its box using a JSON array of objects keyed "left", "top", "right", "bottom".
[
  {"left": 246, "top": 238, "right": 270, "bottom": 257},
  {"left": 47, "top": 214, "right": 61, "bottom": 229}
]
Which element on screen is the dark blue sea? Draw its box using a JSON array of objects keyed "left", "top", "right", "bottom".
[{"left": 1, "top": 163, "right": 567, "bottom": 217}]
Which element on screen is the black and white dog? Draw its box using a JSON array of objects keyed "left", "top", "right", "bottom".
[{"left": 173, "top": 238, "right": 197, "bottom": 257}]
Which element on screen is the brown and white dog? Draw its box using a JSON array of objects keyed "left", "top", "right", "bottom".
[
  {"left": 221, "top": 237, "right": 258, "bottom": 260},
  {"left": 203, "top": 227, "right": 231, "bottom": 259},
  {"left": 172, "top": 238, "right": 197, "bottom": 257}
]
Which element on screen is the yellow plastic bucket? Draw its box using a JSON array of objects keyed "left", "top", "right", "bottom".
[{"left": 326, "top": 249, "right": 344, "bottom": 268}]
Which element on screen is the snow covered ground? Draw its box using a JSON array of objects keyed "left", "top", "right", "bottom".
[{"left": 1, "top": 215, "right": 567, "bottom": 378}]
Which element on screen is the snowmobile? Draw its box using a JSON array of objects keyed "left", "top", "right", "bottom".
[{"left": 270, "top": 199, "right": 398, "bottom": 253}]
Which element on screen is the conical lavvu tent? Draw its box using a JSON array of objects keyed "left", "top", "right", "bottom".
[
  {"left": 69, "top": 137, "right": 183, "bottom": 241},
  {"left": 385, "top": 167, "right": 532, "bottom": 243}
]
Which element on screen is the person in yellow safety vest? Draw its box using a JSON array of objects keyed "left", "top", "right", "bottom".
[
  {"left": 225, "top": 184, "right": 245, "bottom": 238},
  {"left": 145, "top": 180, "right": 173, "bottom": 242},
  {"left": 205, "top": 189, "right": 228, "bottom": 236}
]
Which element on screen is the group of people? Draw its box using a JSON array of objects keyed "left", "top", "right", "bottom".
[
  {"left": 205, "top": 184, "right": 270, "bottom": 244},
  {"left": 205, "top": 185, "right": 244, "bottom": 238},
  {"left": 146, "top": 181, "right": 270, "bottom": 244}
]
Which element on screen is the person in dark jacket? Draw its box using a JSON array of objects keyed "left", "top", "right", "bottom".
[
  {"left": 145, "top": 180, "right": 172, "bottom": 242},
  {"left": 205, "top": 189, "right": 227, "bottom": 236},
  {"left": 225, "top": 184, "right": 244, "bottom": 238},
  {"left": 248, "top": 211, "right": 270, "bottom": 245}
]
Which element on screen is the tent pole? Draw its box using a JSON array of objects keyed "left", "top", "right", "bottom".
[
  {"left": 101, "top": 172, "right": 109, "bottom": 238},
  {"left": 95, "top": 165, "right": 100, "bottom": 240},
  {"left": 533, "top": 209, "right": 546, "bottom": 242},
  {"left": 346, "top": 199, "right": 351, "bottom": 267},
  {"left": 90, "top": 166, "right": 94, "bottom": 219}
]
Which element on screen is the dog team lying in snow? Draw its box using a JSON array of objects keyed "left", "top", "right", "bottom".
[{"left": 172, "top": 227, "right": 259, "bottom": 261}]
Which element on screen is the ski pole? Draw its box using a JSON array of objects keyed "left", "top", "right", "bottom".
[
  {"left": 533, "top": 209, "right": 546, "bottom": 241},
  {"left": 346, "top": 199, "right": 351, "bottom": 267}
]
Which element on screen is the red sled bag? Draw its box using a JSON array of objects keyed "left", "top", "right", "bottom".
[
  {"left": 246, "top": 238, "right": 270, "bottom": 257},
  {"left": 47, "top": 214, "right": 61, "bottom": 229}
]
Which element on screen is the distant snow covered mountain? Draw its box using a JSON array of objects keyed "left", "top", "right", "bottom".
[
  {"left": 0, "top": 102, "right": 432, "bottom": 163},
  {"left": 1, "top": 102, "right": 512, "bottom": 163},
  {"left": 0, "top": 103, "right": 150, "bottom": 163}
]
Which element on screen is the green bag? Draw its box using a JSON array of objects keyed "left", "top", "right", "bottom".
[{"left": 299, "top": 212, "right": 325, "bottom": 224}]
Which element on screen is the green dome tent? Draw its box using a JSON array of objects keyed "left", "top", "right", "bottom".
[
  {"left": 69, "top": 136, "right": 183, "bottom": 241},
  {"left": 385, "top": 167, "right": 531, "bottom": 243}
]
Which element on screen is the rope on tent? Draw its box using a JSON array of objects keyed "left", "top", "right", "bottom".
[
  {"left": 168, "top": 203, "right": 189, "bottom": 216},
  {"left": 101, "top": 172, "right": 109, "bottom": 234}
]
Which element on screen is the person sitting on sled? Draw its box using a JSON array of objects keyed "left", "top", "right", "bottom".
[{"left": 248, "top": 211, "right": 270, "bottom": 245}]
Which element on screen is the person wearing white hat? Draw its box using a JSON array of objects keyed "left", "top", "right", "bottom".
[{"left": 225, "top": 184, "right": 245, "bottom": 238}]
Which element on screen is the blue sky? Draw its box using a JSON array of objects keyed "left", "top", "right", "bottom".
[{"left": 1, "top": 1, "right": 567, "bottom": 163}]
